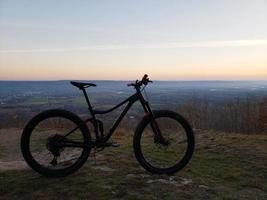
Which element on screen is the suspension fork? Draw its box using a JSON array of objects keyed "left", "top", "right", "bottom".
[
  {"left": 138, "top": 90, "right": 168, "bottom": 145},
  {"left": 148, "top": 109, "right": 168, "bottom": 144}
]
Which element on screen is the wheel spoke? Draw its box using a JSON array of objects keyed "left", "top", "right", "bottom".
[
  {"left": 135, "top": 111, "right": 194, "bottom": 174},
  {"left": 21, "top": 110, "right": 91, "bottom": 177}
]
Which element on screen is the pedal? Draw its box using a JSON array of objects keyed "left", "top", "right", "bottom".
[
  {"left": 111, "top": 142, "right": 120, "bottom": 147},
  {"left": 104, "top": 141, "right": 120, "bottom": 147}
]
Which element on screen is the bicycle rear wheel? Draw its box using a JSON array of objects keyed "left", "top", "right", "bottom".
[
  {"left": 133, "top": 110, "right": 194, "bottom": 174},
  {"left": 21, "top": 109, "right": 91, "bottom": 177}
]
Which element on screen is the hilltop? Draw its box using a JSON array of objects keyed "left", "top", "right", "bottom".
[{"left": 0, "top": 128, "right": 266, "bottom": 199}]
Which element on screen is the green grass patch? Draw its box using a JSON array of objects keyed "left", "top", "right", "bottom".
[{"left": 22, "top": 97, "right": 49, "bottom": 105}]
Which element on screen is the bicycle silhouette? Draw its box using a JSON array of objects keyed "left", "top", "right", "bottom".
[{"left": 21, "top": 74, "right": 194, "bottom": 177}]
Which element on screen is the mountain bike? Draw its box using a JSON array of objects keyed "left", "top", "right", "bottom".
[{"left": 21, "top": 74, "right": 195, "bottom": 177}]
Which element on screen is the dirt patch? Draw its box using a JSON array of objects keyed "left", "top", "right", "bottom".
[
  {"left": 0, "top": 128, "right": 28, "bottom": 170},
  {"left": 0, "top": 128, "right": 23, "bottom": 160}
]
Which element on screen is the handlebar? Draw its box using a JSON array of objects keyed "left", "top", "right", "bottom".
[{"left": 127, "top": 74, "right": 153, "bottom": 88}]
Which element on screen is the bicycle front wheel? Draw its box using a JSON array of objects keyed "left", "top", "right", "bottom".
[
  {"left": 21, "top": 109, "right": 91, "bottom": 177},
  {"left": 133, "top": 110, "right": 194, "bottom": 174}
]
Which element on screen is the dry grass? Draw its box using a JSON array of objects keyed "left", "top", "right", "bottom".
[{"left": 0, "top": 129, "right": 266, "bottom": 200}]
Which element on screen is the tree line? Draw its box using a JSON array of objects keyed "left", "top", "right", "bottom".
[{"left": 178, "top": 96, "right": 267, "bottom": 134}]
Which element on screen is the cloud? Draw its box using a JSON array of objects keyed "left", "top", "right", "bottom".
[{"left": 1, "top": 39, "right": 267, "bottom": 53}]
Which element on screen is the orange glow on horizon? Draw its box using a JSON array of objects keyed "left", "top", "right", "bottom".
[
  {"left": 1, "top": 42, "right": 266, "bottom": 81},
  {"left": 1, "top": 64, "right": 266, "bottom": 81}
]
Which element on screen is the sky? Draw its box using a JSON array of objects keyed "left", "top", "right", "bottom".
[{"left": 0, "top": 0, "right": 267, "bottom": 80}]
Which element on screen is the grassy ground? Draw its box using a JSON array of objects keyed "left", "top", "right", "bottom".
[{"left": 0, "top": 129, "right": 266, "bottom": 200}]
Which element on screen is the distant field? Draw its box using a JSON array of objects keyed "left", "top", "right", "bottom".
[
  {"left": 22, "top": 96, "right": 49, "bottom": 105},
  {"left": 0, "top": 129, "right": 266, "bottom": 200},
  {"left": 1, "top": 80, "right": 267, "bottom": 106}
]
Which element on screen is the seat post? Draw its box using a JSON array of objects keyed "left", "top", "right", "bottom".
[{"left": 81, "top": 88, "right": 94, "bottom": 114}]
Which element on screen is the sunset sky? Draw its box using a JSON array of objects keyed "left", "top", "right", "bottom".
[{"left": 0, "top": 0, "right": 267, "bottom": 80}]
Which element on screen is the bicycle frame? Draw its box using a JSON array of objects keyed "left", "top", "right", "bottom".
[{"left": 63, "top": 86, "right": 155, "bottom": 147}]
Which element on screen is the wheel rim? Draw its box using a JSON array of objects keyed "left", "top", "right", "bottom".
[
  {"left": 140, "top": 116, "right": 189, "bottom": 170},
  {"left": 28, "top": 116, "right": 86, "bottom": 170}
]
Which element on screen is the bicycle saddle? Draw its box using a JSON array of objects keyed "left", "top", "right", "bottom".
[{"left": 70, "top": 81, "right": 96, "bottom": 89}]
